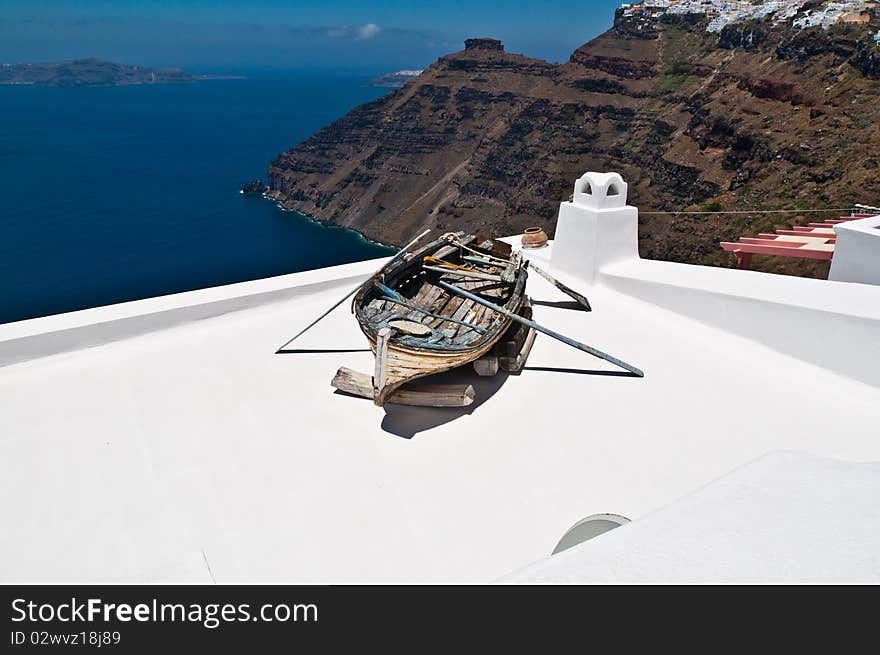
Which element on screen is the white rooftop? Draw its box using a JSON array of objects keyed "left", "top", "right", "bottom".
[
  {"left": 2, "top": 171, "right": 879, "bottom": 583},
  {"left": 504, "top": 451, "right": 880, "bottom": 584}
]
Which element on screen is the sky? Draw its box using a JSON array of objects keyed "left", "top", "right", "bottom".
[{"left": 0, "top": 0, "right": 623, "bottom": 73}]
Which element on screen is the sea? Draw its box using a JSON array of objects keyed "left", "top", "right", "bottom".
[{"left": 0, "top": 71, "right": 395, "bottom": 325}]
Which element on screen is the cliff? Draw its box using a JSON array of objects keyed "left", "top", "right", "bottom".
[{"left": 268, "top": 4, "right": 880, "bottom": 276}]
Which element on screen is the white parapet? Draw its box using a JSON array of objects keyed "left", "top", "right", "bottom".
[
  {"left": 546, "top": 170, "right": 880, "bottom": 389},
  {"left": 550, "top": 171, "right": 639, "bottom": 286},
  {"left": 829, "top": 215, "right": 880, "bottom": 286}
]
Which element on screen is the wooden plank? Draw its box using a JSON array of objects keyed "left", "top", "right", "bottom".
[
  {"left": 445, "top": 297, "right": 475, "bottom": 338},
  {"left": 417, "top": 282, "right": 445, "bottom": 317},
  {"left": 450, "top": 297, "right": 475, "bottom": 323},
  {"left": 332, "top": 367, "right": 475, "bottom": 407},
  {"left": 720, "top": 241, "right": 833, "bottom": 260},
  {"left": 378, "top": 296, "right": 486, "bottom": 333},
  {"left": 387, "top": 319, "right": 432, "bottom": 336},
  {"left": 441, "top": 300, "right": 473, "bottom": 339},
  {"left": 431, "top": 295, "right": 465, "bottom": 329},
  {"left": 759, "top": 234, "right": 833, "bottom": 244},
  {"left": 426, "top": 289, "right": 454, "bottom": 323},
  {"left": 738, "top": 237, "right": 810, "bottom": 247},
  {"left": 451, "top": 302, "right": 492, "bottom": 344},
  {"left": 408, "top": 276, "right": 435, "bottom": 306},
  {"left": 423, "top": 265, "right": 503, "bottom": 282},
  {"left": 773, "top": 229, "right": 834, "bottom": 238},
  {"left": 403, "top": 280, "right": 440, "bottom": 324}
]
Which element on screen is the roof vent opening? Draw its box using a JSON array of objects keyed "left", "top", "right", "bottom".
[
  {"left": 551, "top": 513, "right": 630, "bottom": 555},
  {"left": 606, "top": 183, "right": 620, "bottom": 196},
  {"left": 583, "top": 182, "right": 592, "bottom": 195}
]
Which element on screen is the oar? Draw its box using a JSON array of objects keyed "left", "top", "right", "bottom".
[
  {"left": 276, "top": 229, "right": 431, "bottom": 351},
  {"left": 526, "top": 262, "right": 591, "bottom": 311},
  {"left": 436, "top": 280, "right": 643, "bottom": 377}
]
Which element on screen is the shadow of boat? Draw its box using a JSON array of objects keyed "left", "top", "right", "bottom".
[{"left": 378, "top": 366, "right": 510, "bottom": 439}]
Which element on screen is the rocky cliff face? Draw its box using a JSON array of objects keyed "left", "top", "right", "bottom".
[{"left": 268, "top": 6, "right": 880, "bottom": 276}]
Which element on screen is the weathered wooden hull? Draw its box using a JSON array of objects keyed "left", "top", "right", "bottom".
[{"left": 366, "top": 331, "right": 503, "bottom": 405}]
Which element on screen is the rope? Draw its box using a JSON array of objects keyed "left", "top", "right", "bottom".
[
  {"left": 423, "top": 256, "right": 482, "bottom": 273},
  {"left": 640, "top": 208, "right": 854, "bottom": 215}
]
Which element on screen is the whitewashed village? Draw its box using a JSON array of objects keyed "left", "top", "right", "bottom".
[{"left": 622, "top": 0, "right": 880, "bottom": 36}]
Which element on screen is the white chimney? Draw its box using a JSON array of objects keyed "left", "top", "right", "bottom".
[{"left": 550, "top": 171, "right": 639, "bottom": 286}]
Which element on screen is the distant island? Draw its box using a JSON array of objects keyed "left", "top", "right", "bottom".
[
  {"left": 0, "top": 58, "right": 242, "bottom": 87},
  {"left": 368, "top": 69, "right": 423, "bottom": 88}
]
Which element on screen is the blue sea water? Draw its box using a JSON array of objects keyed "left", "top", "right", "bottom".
[{"left": 0, "top": 72, "right": 394, "bottom": 325}]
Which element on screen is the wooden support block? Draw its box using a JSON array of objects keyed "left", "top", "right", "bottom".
[
  {"left": 332, "top": 367, "right": 475, "bottom": 407},
  {"left": 473, "top": 354, "right": 500, "bottom": 377},
  {"left": 499, "top": 327, "right": 536, "bottom": 375},
  {"left": 495, "top": 303, "right": 533, "bottom": 358}
]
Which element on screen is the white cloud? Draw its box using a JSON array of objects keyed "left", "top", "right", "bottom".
[{"left": 355, "top": 23, "right": 381, "bottom": 40}]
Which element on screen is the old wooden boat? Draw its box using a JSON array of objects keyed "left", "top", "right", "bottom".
[{"left": 350, "top": 232, "right": 528, "bottom": 405}]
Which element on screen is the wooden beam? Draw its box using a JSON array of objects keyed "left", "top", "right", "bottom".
[
  {"left": 422, "top": 265, "right": 503, "bottom": 282},
  {"left": 738, "top": 237, "right": 809, "bottom": 247},
  {"left": 332, "top": 367, "right": 475, "bottom": 407},
  {"left": 771, "top": 230, "right": 835, "bottom": 239},
  {"left": 720, "top": 242, "right": 833, "bottom": 261}
]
